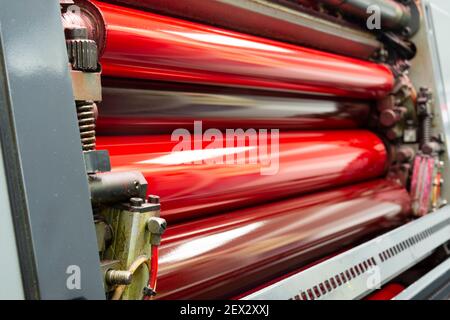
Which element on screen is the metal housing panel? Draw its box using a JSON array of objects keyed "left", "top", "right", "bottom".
[
  {"left": 0, "top": 140, "right": 24, "bottom": 299},
  {"left": 409, "top": 0, "right": 450, "bottom": 201},
  {"left": 0, "top": 0, "right": 104, "bottom": 299}
]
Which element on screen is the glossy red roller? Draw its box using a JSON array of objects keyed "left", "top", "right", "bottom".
[
  {"left": 97, "top": 130, "right": 388, "bottom": 223},
  {"left": 80, "top": 1, "right": 394, "bottom": 98},
  {"left": 155, "top": 179, "right": 411, "bottom": 299}
]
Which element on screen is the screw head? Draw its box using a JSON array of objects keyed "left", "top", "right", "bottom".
[
  {"left": 380, "top": 109, "right": 399, "bottom": 127},
  {"left": 147, "top": 195, "right": 160, "bottom": 204},
  {"left": 130, "top": 197, "right": 143, "bottom": 207},
  {"left": 147, "top": 217, "right": 167, "bottom": 234}
]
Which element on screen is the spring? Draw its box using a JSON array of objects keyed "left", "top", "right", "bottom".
[
  {"left": 76, "top": 101, "right": 96, "bottom": 151},
  {"left": 418, "top": 87, "right": 433, "bottom": 148},
  {"left": 422, "top": 115, "right": 432, "bottom": 146}
]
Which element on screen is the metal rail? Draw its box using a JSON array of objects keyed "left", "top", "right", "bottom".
[{"left": 394, "top": 257, "right": 450, "bottom": 300}]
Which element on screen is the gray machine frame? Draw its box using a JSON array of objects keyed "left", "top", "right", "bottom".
[{"left": 0, "top": 0, "right": 104, "bottom": 299}]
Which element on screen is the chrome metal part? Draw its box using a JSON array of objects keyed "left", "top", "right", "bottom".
[
  {"left": 105, "top": 270, "right": 133, "bottom": 285},
  {"left": 100, "top": 260, "right": 121, "bottom": 292}
]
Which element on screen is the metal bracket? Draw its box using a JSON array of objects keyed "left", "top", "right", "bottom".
[{"left": 71, "top": 69, "right": 102, "bottom": 101}]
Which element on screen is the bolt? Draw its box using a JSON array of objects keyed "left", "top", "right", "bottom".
[
  {"left": 147, "top": 217, "right": 167, "bottom": 234},
  {"left": 380, "top": 109, "right": 399, "bottom": 127},
  {"left": 377, "top": 96, "right": 395, "bottom": 112},
  {"left": 130, "top": 197, "right": 143, "bottom": 207},
  {"left": 105, "top": 270, "right": 132, "bottom": 285},
  {"left": 147, "top": 195, "right": 160, "bottom": 204},
  {"left": 147, "top": 217, "right": 167, "bottom": 246}
]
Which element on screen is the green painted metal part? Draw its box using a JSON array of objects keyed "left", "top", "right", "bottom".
[{"left": 99, "top": 203, "right": 160, "bottom": 299}]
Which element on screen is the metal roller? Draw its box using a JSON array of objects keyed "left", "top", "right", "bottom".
[
  {"left": 97, "top": 0, "right": 383, "bottom": 60},
  {"left": 96, "top": 84, "right": 371, "bottom": 134},
  {"left": 97, "top": 130, "right": 389, "bottom": 223},
  {"left": 74, "top": 0, "right": 394, "bottom": 98},
  {"left": 156, "top": 179, "right": 411, "bottom": 299},
  {"left": 314, "top": 0, "right": 420, "bottom": 36}
]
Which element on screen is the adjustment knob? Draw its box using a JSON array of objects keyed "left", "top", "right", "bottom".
[{"left": 65, "top": 27, "right": 98, "bottom": 72}]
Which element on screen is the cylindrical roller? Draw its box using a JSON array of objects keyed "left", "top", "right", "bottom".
[
  {"left": 88, "top": 171, "right": 147, "bottom": 205},
  {"left": 97, "top": 84, "right": 371, "bottom": 134},
  {"left": 97, "top": 130, "right": 388, "bottom": 223},
  {"left": 75, "top": 1, "right": 394, "bottom": 98},
  {"left": 313, "top": 0, "right": 419, "bottom": 35},
  {"left": 155, "top": 179, "right": 411, "bottom": 299},
  {"left": 98, "top": 0, "right": 383, "bottom": 60}
]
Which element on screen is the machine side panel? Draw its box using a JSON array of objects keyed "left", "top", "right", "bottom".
[{"left": 0, "top": 0, "right": 104, "bottom": 299}]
